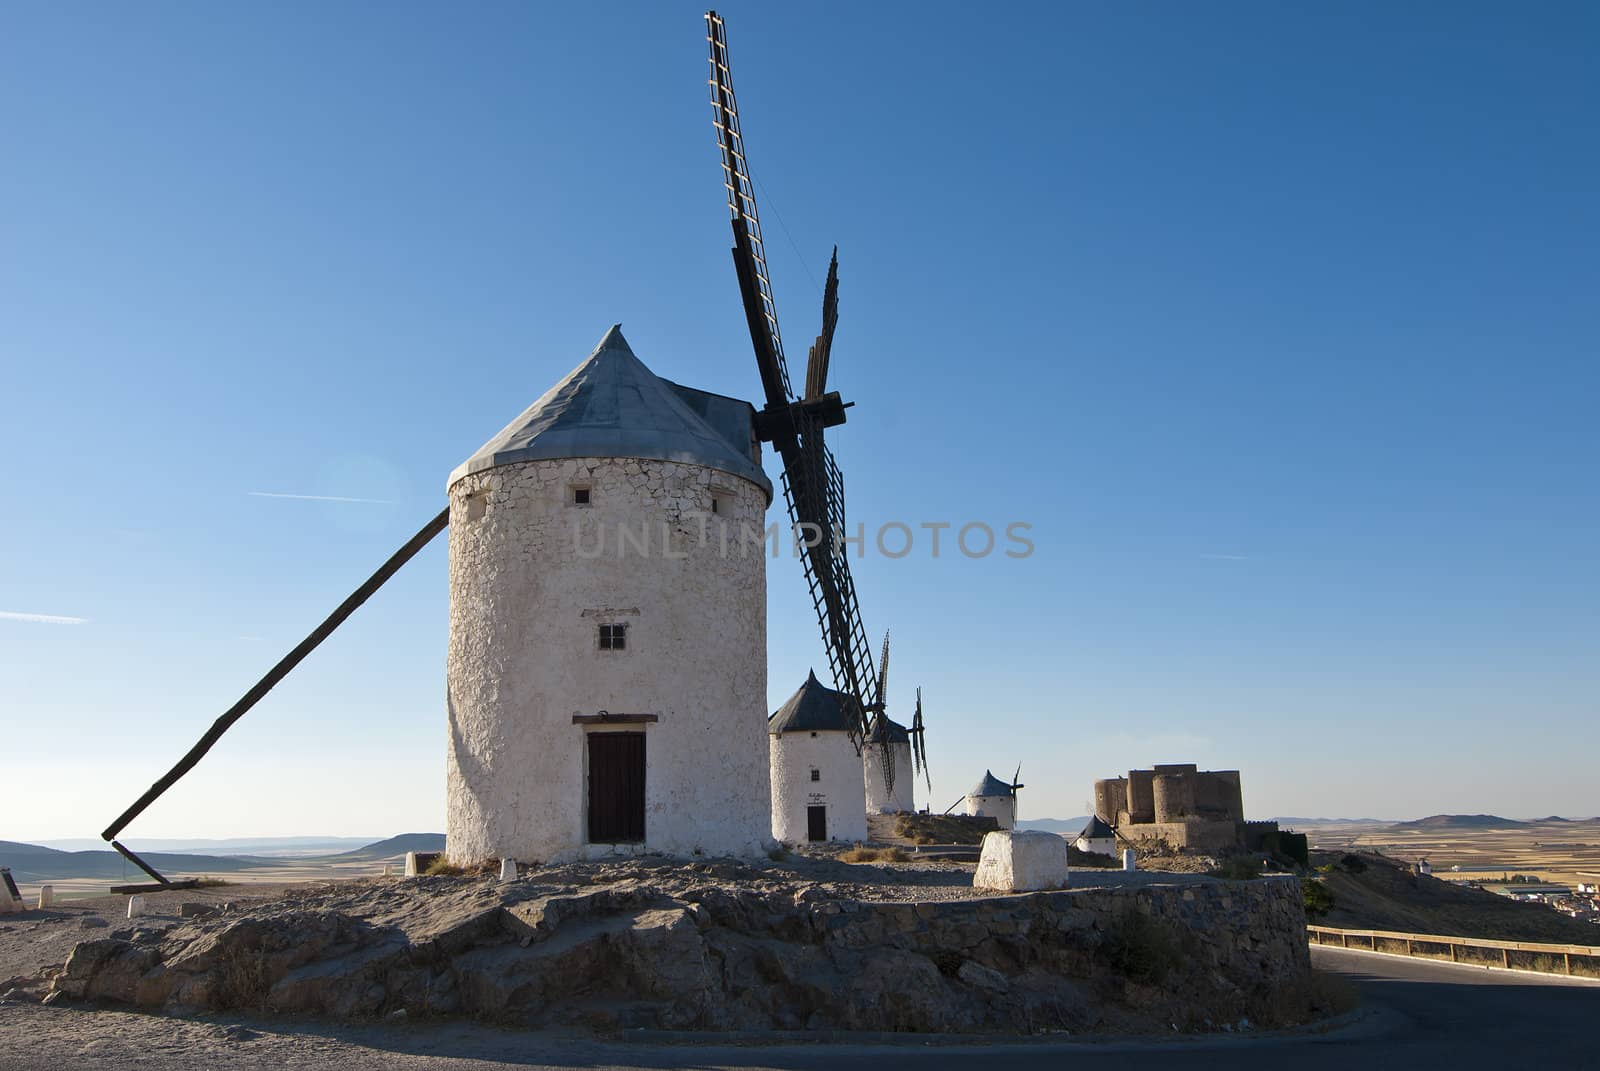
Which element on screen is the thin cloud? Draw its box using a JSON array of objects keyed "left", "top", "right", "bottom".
[
  {"left": 1200, "top": 553, "right": 1250, "bottom": 561},
  {"left": 248, "top": 491, "right": 397, "bottom": 505},
  {"left": 0, "top": 610, "right": 88, "bottom": 625}
]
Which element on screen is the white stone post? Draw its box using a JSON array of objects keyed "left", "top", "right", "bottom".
[
  {"left": 127, "top": 895, "right": 145, "bottom": 919},
  {"left": 499, "top": 858, "right": 518, "bottom": 882},
  {"left": 1122, "top": 848, "right": 1137, "bottom": 872},
  {"left": 404, "top": 852, "right": 421, "bottom": 878},
  {"left": 37, "top": 885, "right": 54, "bottom": 909}
]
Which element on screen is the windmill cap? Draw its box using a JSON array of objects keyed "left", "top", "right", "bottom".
[
  {"left": 768, "top": 670, "right": 853, "bottom": 735},
  {"left": 1079, "top": 816, "right": 1115, "bottom": 839},
  {"left": 449, "top": 325, "right": 772, "bottom": 499},
  {"left": 969, "top": 770, "right": 1017, "bottom": 797}
]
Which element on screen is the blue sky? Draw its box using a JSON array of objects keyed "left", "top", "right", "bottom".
[{"left": 2, "top": 2, "right": 1595, "bottom": 840}]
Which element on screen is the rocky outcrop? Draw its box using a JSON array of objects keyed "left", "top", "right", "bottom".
[{"left": 48, "top": 860, "right": 1314, "bottom": 1035}]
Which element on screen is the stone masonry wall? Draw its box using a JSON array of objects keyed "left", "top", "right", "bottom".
[
  {"left": 446, "top": 456, "right": 772, "bottom": 864},
  {"left": 52, "top": 869, "right": 1314, "bottom": 1035}
]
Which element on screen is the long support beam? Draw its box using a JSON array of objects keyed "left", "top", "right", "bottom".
[{"left": 101, "top": 507, "right": 451, "bottom": 852}]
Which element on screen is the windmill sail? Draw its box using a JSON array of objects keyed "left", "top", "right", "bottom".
[{"left": 707, "top": 10, "right": 881, "bottom": 765}]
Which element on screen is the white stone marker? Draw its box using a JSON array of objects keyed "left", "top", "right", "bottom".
[
  {"left": 382, "top": 862, "right": 393, "bottom": 878},
  {"left": 1123, "top": 848, "right": 1137, "bottom": 872},
  {"left": 404, "top": 852, "right": 421, "bottom": 878},
  {"left": 499, "top": 858, "right": 517, "bottom": 882},
  {"left": 37, "top": 885, "right": 53, "bottom": 909},
  {"left": 973, "top": 830, "right": 1069, "bottom": 893},
  {"left": 127, "top": 895, "right": 146, "bottom": 919}
]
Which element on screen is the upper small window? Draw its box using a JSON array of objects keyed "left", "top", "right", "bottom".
[
  {"left": 464, "top": 491, "right": 488, "bottom": 521},
  {"left": 809, "top": 768, "right": 821, "bottom": 782},
  {"left": 571, "top": 485, "right": 591, "bottom": 506},
  {"left": 598, "top": 623, "right": 627, "bottom": 651}
]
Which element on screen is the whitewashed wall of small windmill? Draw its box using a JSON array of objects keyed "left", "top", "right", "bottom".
[
  {"left": 863, "top": 741, "right": 915, "bottom": 814},
  {"left": 964, "top": 793, "right": 1017, "bottom": 830},
  {"left": 768, "top": 730, "right": 868, "bottom": 844},
  {"left": 446, "top": 455, "right": 773, "bottom": 864}
]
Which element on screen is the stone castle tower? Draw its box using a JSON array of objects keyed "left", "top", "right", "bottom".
[{"left": 445, "top": 326, "right": 775, "bottom": 864}]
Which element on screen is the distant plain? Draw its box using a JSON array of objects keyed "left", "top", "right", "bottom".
[{"left": 1291, "top": 817, "right": 1600, "bottom": 887}]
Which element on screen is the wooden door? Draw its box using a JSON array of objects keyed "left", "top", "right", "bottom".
[
  {"left": 806, "top": 804, "right": 827, "bottom": 842},
  {"left": 588, "top": 732, "right": 645, "bottom": 843}
]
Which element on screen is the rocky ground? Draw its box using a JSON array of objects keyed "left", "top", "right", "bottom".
[{"left": 4, "top": 853, "right": 1318, "bottom": 1040}]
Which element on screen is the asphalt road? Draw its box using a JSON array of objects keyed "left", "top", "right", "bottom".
[{"left": 5, "top": 946, "right": 1597, "bottom": 1069}]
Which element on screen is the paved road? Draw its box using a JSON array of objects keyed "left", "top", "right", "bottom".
[{"left": 5, "top": 946, "right": 1596, "bottom": 1069}]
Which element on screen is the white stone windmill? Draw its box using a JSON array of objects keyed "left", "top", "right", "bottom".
[
  {"left": 445, "top": 325, "right": 776, "bottom": 864},
  {"left": 962, "top": 768, "right": 1024, "bottom": 831},
  {"left": 860, "top": 639, "right": 930, "bottom": 816},
  {"left": 767, "top": 670, "right": 868, "bottom": 844},
  {"left": 93, "top": 12, "right": 889, "bottom": 886}
]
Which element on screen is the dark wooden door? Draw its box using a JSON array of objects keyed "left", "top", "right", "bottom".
[
  {"left": 588, "top": 732, "right": 645, "bottom": 843},
  {"left": 806, "top": 805, "right": 827, "bottom": 842}
]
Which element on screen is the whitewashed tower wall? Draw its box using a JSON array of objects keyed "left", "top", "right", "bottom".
[
  {"left": 863, "top": 740, "right": 915, "bottom": 814},
  {"left": 768, "top": 731, "right": 869, "bottom": 844},
  {"left": 447, "top": 455, "right": 770, "bottom": 863}
]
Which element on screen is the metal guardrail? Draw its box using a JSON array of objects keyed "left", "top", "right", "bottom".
[{"left": 1308, "top": 924, "right": 1600, "bottom": 977}]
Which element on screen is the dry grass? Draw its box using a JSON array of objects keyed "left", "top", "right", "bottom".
[{"left": 838, "top": 845, "right": 908, "bottom": 864}]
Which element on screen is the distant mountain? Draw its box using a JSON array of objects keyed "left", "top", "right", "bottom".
[
  {"left": 327, "top": 833, "right": 445, "bottom": 861},
  {"left": 0, "top": 840, "right": 64, "bottom": 858},
  {"left": 1392, "top": 814, "right": 1524, "bottom": 829},
  {"left": 0, "top": 840, "right": 268, "bottom": 883},
  {"left": 1016, "top": 817, "right": 1091, "bottom": 835},
  {"left": 1274, "top": 817, "right": 1389, "bottom": 825},
  {"left": 37, "top": 836, "right": 380, "bottom": 856},
  {"left": 1532, "top": 816, "right": 1571, "bottom": 823}
]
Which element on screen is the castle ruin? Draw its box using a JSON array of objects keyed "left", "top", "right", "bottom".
[{"left": 1093, "top": 764, "right": 1279, "bottom": 854}]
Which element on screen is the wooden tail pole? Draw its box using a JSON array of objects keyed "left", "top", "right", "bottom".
[
  {"left": 109, "top": 840, "right": 170, "bottom": 885},
  {"left": 101, "top": 507, "right": 451, "bottom": 846}
]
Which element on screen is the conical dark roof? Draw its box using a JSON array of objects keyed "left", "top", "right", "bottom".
[
  {"left": 866, "top": 715, "right": 911, "bottom": 744},
  {"left": 969, "top": 770, "right": 1016, "bottom": 798},
  {"left": 1079, "top": 816, "right": 1115, "bottom": 840},
  {"left": 769, "top": 670, "right": 851, "bottom": 735},
  {"left": 449, "top": 325, "right": 771, "bottom": 497}
]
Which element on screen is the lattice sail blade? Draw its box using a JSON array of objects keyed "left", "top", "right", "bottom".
[
  {"left": 875, "top": 630, "right": 890, "bottom": 711},
  {"left": 804, "top": 248, "right": 839, "bottom": 401},
  {"left": 706, "top": 10, "right": 793, "bottom": 402}
]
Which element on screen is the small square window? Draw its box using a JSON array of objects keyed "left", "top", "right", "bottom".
[
  {"left": 572, "top": 486, "right": 591, "bottom": 506},
  {"left": 809, "top": 768, "right": 820, "bottom": 782},
  {"left": 598, "top": 623, "right": 627, "bottom": 651}
]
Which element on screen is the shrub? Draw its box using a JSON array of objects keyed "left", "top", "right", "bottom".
[
  {"left": 767, "top": 846, "right": 790, "bottom": 862},
  {"left": 422, "top": 857, "right": 468, "bottom": 877},
  {"left": 1302, "top": 877, "right": 1334, "bottom": 918},
  {"left": 1211, "top": 858, "right": 1263, "bottom": 881},
  {"left": 1339, "top": 854, "right": 1367, "bottom": 874},
  {"left": 1102, "top": 911, "right": 1186, "bottom": 984}
]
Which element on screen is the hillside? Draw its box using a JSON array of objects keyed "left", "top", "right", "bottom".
[
  {"left": 1392, "top": 814, "right": 1523, "bottom": 830},
  {"left": 328, "top": 833, "right": 445, "bottom": 861},
  {"left": 0, "top": 841, "right": 267, "bottom": 884},
  {"left": 1312, "top": 850, "right": 1599, "bottom": 945}
]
